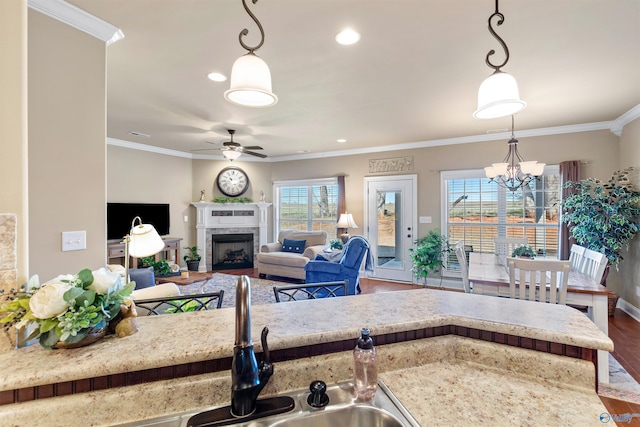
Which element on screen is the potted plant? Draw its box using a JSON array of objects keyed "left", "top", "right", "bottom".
[
  {"left": 183, "top": 246, "right": 202, "bottom": 272},
  {"left": 409, "top": 228, "right": 452, "bottom": 288},
  {"left": 562, "top": 167, "right": 640, "bottom": 313},
  {"left": 511, "top": 245, "right": 535, "bottom": 259}
]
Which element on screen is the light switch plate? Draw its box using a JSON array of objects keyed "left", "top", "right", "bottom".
[
  {"left": 61, "top": 231, "right": 86, "bottom": 252},
  {"left": 419, "top": 216, "right": 432, "bottom": 224}
]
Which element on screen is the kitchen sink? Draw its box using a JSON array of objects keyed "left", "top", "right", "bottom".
[{"left": 117, "top": 380, "right": 419, "bottom": 427}]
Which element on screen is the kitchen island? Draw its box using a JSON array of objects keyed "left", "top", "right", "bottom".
[{"left": 0, "top": 287, "right": 613, "bottom": 426}]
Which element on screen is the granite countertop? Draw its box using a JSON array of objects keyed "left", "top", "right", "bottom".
[{"left": 0, "top": 288, "right": 613, "bottom": 392}]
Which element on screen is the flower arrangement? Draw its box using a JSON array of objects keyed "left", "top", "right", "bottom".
[
  {"left": 511, "top": 245, "right": 535, "bottom": 258},
  {"left": 0, "top": 268, "right": 134, "bottom": 349}
]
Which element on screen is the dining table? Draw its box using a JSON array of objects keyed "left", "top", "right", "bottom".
[{"left": 467, "top": 252, "right": 616, "bottom": 383}]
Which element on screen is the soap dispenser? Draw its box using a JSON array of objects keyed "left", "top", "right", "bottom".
[{"left": 353, "top": 327, "right": 378, "bottom": 400}]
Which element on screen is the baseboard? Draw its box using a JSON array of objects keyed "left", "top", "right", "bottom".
[{"left": 618, "top": 298, "right": 640, "bottom": 323}]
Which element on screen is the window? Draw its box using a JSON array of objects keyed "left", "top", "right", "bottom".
[
  {"left": 274, "top": 178, "right": 339, "bottom": 236},
  {"left": 441, "top": 167, "right": 560, "bottom": 273}
]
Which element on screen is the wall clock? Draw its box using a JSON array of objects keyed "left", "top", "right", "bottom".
[{"left": 216, "top": 166, "right": 250, "bottom": 197}]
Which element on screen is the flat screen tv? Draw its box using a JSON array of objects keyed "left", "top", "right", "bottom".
[{"left": 107, "top": 203, "right": 170, "bottom": 241}]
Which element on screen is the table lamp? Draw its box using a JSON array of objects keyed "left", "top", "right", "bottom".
[
  {"left": 124, "top": 216, "right": 165, "bottom": 283},
  {"left": 336, "top": 213, "right": 358, "bottom": 244}
]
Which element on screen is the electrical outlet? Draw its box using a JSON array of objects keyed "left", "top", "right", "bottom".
[
  {"left": 636, "top": 286, "right": 640, "bottom": 297},
  {"left": 61, "top": 231, "right": 86, "bottom": 252},
  {"left": 184, "top": 215, "right": 189, "bottom": 222}
]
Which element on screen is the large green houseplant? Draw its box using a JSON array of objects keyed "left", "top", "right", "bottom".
[
  {"left": 409, "top": 228, "right": 452, "bottom": 287},
  {"left": 562, "top": 167, "right": 640, "bottom": 281}
]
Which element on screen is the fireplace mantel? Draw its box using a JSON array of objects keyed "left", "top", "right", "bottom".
[{"left": 191, "top": 202, "right": 271, "bottom": 272}]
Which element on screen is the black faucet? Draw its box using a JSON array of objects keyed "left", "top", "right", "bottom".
[{"left": 230, "top": 275, "right": 273, "bottom": 417}]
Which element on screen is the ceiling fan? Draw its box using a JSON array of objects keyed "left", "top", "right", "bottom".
[{"left": 192, "top": 129, "right": 267, "bottom": 159}]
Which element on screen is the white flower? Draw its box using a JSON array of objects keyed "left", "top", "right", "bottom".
[
  {"left": 90, "top": 268, "right": 122, "bottom": 294},
  {"left": 29, "top": 279, "right": 73, "bottom": 319}
]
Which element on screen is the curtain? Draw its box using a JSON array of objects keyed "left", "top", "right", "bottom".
[
  {"left": 337, "top": 175, "right": 346, "bottom": 238},
  {"left": 559, "top": 160, "right": 581, "bottom": 260}
]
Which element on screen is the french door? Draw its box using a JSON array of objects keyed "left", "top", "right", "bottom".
[{"left": 364, "top": 175, "right": 417, "bottom": 282}]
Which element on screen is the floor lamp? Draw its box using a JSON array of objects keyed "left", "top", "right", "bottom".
[
  {"left": 124, "top": 216, "right": 165, "bottom": 283},
  {"left": 336, "top": 213, "right": 359, "bottom": 244}
]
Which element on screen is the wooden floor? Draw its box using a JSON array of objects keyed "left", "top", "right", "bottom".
[{"left": 222, "top": 268, "right": 640, "bottom": 418}]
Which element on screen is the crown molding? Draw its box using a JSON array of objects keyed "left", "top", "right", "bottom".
[
  {"left": 610, "top": 104, "right": 640, "bottom": 136},
  {"left": 271, "top": 121, "right": 613, "bottom": 162},
  {"left": 28, "top": 0, "right": 124, "bottom": 45},
  {"left": 109, "top": 120, "right": 615, "bottom": 162}
]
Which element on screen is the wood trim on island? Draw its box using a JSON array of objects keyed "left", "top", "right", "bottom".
[{"left": 0, "top": 324, "right": 597, "bottom": 406}]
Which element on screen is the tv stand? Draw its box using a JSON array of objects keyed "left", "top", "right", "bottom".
[{"left": 107, "top": 237, "right": 183, "bottom": 268}]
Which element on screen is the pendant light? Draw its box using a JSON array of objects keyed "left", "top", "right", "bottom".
[
  {"left": 473, "top": 0, "right": 526, "bottom": 119},
  {"left": 224, "top": 0, "right": 278, "bottom": 107},
  {"left": 484, "top": 116, "right": 545, "bottom": 191}
]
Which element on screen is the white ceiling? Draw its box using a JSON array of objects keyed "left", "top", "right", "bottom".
[{"left": 64, "top": 0, "right": 640, "bottom": 161}]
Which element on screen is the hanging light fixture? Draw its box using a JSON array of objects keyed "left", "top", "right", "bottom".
[
  {"left": 222, "top": 148, "right": 242, "bottom": 161},
  {"left": 224, "top": 0, "right": 278, "bottom": 107},
  {"left": 484, "top": 116, "right": 545, "bottom": 191},
  {"left": 473, "top": 0, "right": 526, "bottom": 119}
]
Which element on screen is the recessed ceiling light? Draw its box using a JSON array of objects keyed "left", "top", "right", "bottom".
[
  {"left": 207, "top": 72, "right": 227, "bottom": 82},
  {"left": 128, "top": 131, "right": 150, "bottom": 138},
  {"left": 337, "top": 138, "right": 347, "bottom": 143},
  {"left": 335, "top": 29, "right": 360, "bottom": 45}
]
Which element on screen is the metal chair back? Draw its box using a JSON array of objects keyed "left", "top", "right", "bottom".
[
  {"left": 135, "top": 291, "right": 224, "bottom": 315},
  {"left": 273, "top": 280, "right": 348, "bottom": 302}
]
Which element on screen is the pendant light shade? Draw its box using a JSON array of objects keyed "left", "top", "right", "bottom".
[
  {"left": 224, "top": 53, "right": 278, "bottom": 107},
  {"left": 474, "top": 71, "right": 526, "bottom": 119},
  {"left": 225, "top": 0, "right": 277, "bottom": 108},
  {"left": 474, "top": 0, "right": 526, "bottom": 120}
]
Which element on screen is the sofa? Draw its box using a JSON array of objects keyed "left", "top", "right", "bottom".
[{"left": 256, "top": 230, "right": 328, "bottom": 280}]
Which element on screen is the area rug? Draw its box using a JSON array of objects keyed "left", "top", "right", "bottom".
[
  {"left": 179, "top": 273, "right": 282, "bottom": 308},
  {"left": 598, "top": 354, "right": 640, "bottom": 405}
]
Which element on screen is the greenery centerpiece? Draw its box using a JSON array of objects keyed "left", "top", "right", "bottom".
[
  {"left": 511, "top": 245, "right": 535, "bottom": 258},
  {"left": 561, "top": 167, "right": 640, "bottom": 276},
  {"left": 0, "top": 268, "right": 134, "bottom": 349},
  {"left": 139, "top": 257, "right": 173, "bottom": 277},
  {"left": 409, "top": 228, "right": 452, "bottom": 287},
  {"left": 212, "top": 196, "right": 253, "bottom": 204},
  {"left": 329, "top": 239, "right": 343, "bottom": 250}
]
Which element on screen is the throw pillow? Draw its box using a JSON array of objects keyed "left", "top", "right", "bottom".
[
  {"left": 282, "top": 238, "right": 306, "bottom": 254},
  {"left": 129, "top": 266, "right": 156, "bottom": 290}
]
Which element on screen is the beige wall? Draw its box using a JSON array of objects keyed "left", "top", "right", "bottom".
[
  {"left": 0, "top": 0, "right": 28, "bottom": 284},
  {"left": 28, "top": 10, "right": 107, "bottom": 280},
  {"left": 616, "top": 117, "right": 640, "bottom": 308},
  {"left": 107, "top": 146, "right": 193, "bottom": 264}
]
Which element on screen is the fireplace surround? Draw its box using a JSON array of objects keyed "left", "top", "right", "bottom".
[{"left": 191, "top": 202, "right": 271, "bottom": 272}]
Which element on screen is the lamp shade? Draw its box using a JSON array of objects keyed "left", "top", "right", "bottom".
[
  {"left": 336, "top": 213, "right": 358, "bottom": 229},
  {"left": 473, "top": 71, "right": 527, "bottom": 119},
  {"left": 128, "top": 222, "right": 165, "bottom": 257},
  {"left": 222, "top": 149, "right": 242, "bottom": 160},
  {"left": 224, "top": 53, "right": 278, "bottom": 107}
]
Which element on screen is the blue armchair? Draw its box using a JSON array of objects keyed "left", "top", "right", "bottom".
[{"left": 304, "top": 236, "right": 372, "bottom": 295}]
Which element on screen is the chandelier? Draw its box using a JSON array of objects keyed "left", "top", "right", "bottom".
[
  {"left": 224, "top": 0, "right": 278, "bottom": 107},
  {"left": 473, "top": 0, "right": 526, "bottom": 119},
  {"left": 484, "top": 116, "right": 545, "bottom": 191}
]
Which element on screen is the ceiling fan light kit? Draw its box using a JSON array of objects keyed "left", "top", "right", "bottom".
[
  {"left": 225, "top": 0, "right": 277, "bottom": 108},
  {"left": 222, "top": 148, "right": 242, "bottom": 160},
  {"left": 474, "top": 0, "right": 526, "bottom": 120}
]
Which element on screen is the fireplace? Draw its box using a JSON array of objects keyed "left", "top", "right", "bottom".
[{"left": 212, "top": 233, "right": 254, "bottom": 270}]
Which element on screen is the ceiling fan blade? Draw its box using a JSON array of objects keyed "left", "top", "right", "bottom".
[
  {"left": 243, "top": 150, "right": 267, "bottom": 158},
  {"left": 243, "top": 146, "right": 263, "bottom": 150}
]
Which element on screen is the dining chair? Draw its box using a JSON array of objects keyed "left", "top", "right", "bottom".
[
  {"left": 455, "top": 241, "right": 471, "bottom": 293},
  {"left": 494, "top": 237, "right": 529, "bottom": 258},
  {"left": 580, "top": 248, "right": 608, "bottom": 284},
  {"left": 569, "top": 244, "right": 586, "bottom": 271},
  {"left": 507, "top": 257, "right": 571, "bottom": 305}
]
